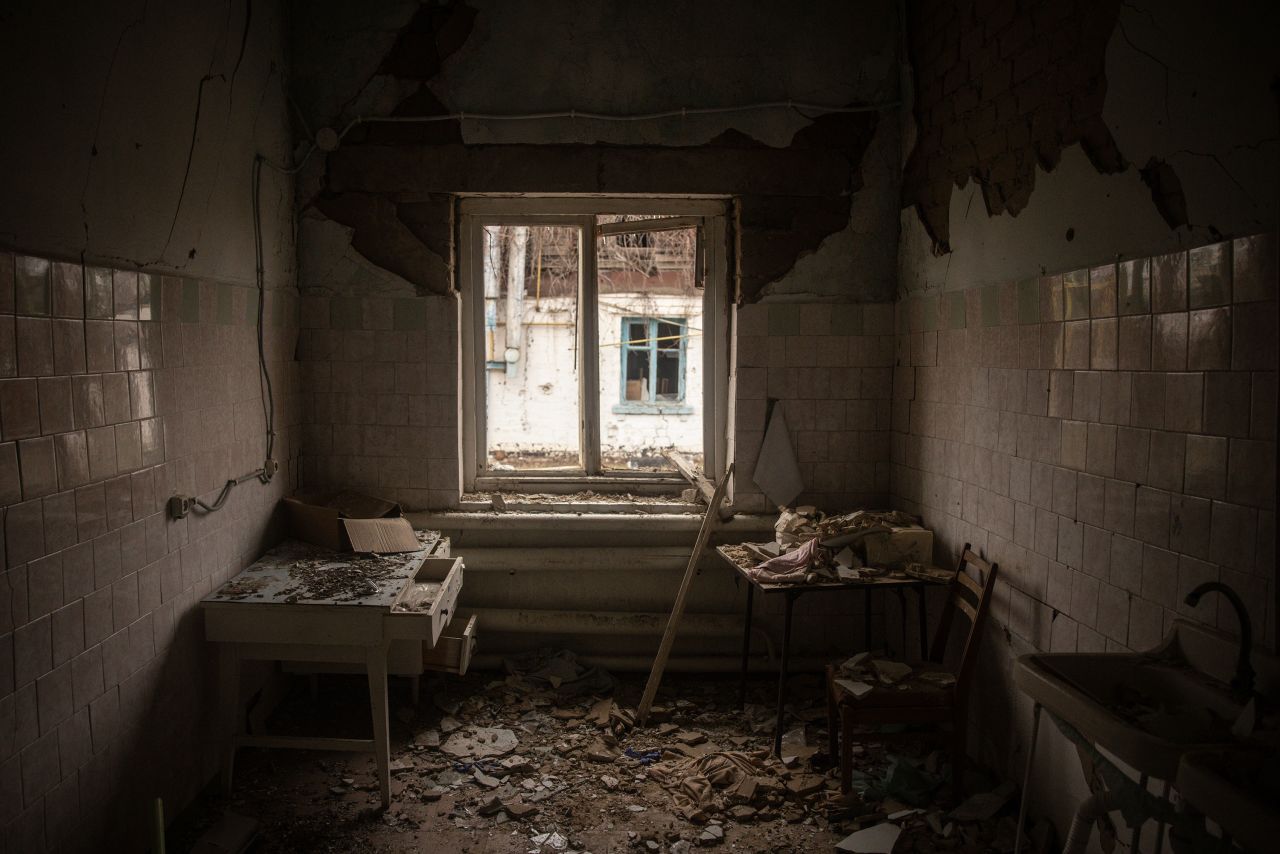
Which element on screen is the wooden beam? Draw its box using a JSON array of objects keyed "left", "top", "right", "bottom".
[
  {"left": 666, "top": 452, "right": 733, "bottom": 521},
  {"left": 637, "top": 464, "right": 734, "bottom": 725}
]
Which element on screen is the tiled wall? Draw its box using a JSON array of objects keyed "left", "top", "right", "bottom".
[
  {"left": 297, "top": 292, "right": 458, "bottom": 509},
  {"left": 734, "top": 301, "right": 895, "bottom": 512},
  {"left": 297, "top": 294, "right": 895, "bottom": 513},
  {"left": 0, "top": 253, "right": 299, "bottom": 850},
  {"left": 891, "top": 232, "right": 1277, "bottom": 743}
]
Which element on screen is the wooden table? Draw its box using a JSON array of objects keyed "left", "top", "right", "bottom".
[
  {"left": 202, "top": 533, "right": 460, "bottom": 808},
  {"left": 716, "top": 544, "right": 950, "bottom": 755}
]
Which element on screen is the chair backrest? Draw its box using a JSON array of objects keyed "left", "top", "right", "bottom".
[{"left": 927, "top": 543, "right": 999, "bottom": 693}]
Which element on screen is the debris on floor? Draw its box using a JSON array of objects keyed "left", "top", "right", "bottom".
[
  {"left": 172, "top": 669, "right": 1035, "bottom": 853},
  {"left": 835, "top": 821, "right": 901, "bottom": 853}
]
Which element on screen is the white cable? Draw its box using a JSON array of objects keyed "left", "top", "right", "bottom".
[{"left": 258, "top": 98, "right": 899, "bottom": 174}]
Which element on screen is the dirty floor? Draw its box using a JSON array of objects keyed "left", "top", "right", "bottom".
[{"left": 171, "top": 669, "right": 1025, "bottom": 853}]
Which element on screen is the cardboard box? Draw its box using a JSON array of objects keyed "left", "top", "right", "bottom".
[
  {"left": 863, "top": 526, "right": 934, "bottom": 570},
  {"left": 283, "top": 491, "right": 421, "bottom": 553}
]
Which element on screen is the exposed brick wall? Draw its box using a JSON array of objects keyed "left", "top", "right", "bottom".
[{"left": 902, "top": 0, "right": 1125, "bottom": 252}]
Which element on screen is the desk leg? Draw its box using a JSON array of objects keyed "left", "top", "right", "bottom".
[
  {"left": 916, "top": 584, "right": 929, "bottom": 660},
  {"left": 366, "top": 644, "right": 392, "bottom": 809},
  {"left": 738, "top": 584, "right": 754, "bottom": 710},
  {"left": 892, "top": 589, "right": 908, "bottom": 657},
  {"left": 772, "top": 592, "right": 795, "bottom": 756},
  {"left": 863, "top": 588, "right": 872, "bottom": 650},
  {"left": 218, "top": 644, "right": 241, "bottom": 793}
]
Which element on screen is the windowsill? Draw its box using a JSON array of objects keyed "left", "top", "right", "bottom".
[
  {"left": 610, "top": 403, "right": 694, "bottom": 415},
  {"left": 459, "top": 494, "right": 705, "bottom": 514},
  {"left": 472, "top": 473, "right": 691, "bottom": 496},
  {"left": 408, "top": 509, "right": 777, "bottom": 533}
]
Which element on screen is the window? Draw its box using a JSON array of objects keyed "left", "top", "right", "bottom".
[
  {"left": 616, "top": 317, "right": 691, "bottom": 413},
  {"left": 459, "top": 197, "right": 730, "bottom": 491}
]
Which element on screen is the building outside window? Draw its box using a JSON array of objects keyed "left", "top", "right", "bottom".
[
  {"left": 458, "top": 197, "right": 730, "bottom": 490},
  {"left": 616, "top": 316, "right": 692, "bottom": 413}
]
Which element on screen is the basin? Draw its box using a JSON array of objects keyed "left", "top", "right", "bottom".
[
  {"left": 1177, "top": 749, "right": 1280, "bottom": 854},
  {"left": 1014, "top": 619, "right": 1278, "bottom": 780}
]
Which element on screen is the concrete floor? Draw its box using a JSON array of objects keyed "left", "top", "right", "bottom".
[{"left": 170, "top": 670, "right": 1022, "bottom": 854}]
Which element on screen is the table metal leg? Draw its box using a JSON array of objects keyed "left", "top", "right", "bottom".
[
  {"left": 1013, "top": 702, "right": 1042, "bottom": 854},
  {"left": 1131, "top": 773, "right": 1149, "bottom": 854},
  {"left": 916, "top": 583, "right": 929, "bottom": 660},
  {"left": 892, "top": 589, "right": 908, "bottom": 656},
  {"left": 1154, "top": 780, "right": 1171, "bottom": 854},
  {"left": 738, "top": 584, "right": 755, "bottom": 710},
  {"left": 366, "top": 644, "right": 392, "bottom": 809},
  {"left": 772, "top": 592, "right": 795, "bottom": 756},
  {"left": 864, "top": 587, "right": 873, "bottom": 650},
  {"left": 218, "top": 644, "right": 241, "bottom": 793}
]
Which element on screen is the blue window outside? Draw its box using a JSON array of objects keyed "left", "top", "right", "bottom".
[{"left": 614, "top": 317, "right": 692, "bottom": 414}]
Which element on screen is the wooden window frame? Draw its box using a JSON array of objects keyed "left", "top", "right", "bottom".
[{"left": 458, "top": 196, "right": 731, "bottom": 494}]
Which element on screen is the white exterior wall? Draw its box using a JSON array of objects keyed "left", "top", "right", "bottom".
[{"left": 486, "top": 294, "right": 703, "bottom": 457}]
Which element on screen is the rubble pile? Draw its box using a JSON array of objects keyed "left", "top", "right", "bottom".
[{"left": 203, "top": 668, "right": 1036, "bottom": 853}]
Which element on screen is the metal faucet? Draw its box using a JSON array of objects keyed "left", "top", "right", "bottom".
[{"left": 1184, "top": 581, "right": 1255, "bottom": 695}]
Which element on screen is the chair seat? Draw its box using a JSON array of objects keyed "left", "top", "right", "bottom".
[{"left": 831, "top": 668, "right": 956, "bottom": 708}]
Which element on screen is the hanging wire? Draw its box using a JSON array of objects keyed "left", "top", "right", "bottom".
[
  {"left": 235, "top": 97, "right": 898, "bottom": 509},
  {"left": 252, "top": 154, "right": 277, "bottom": 473},
  {"left": 257, "top": 98, "right": 900, "bottom": 175}
]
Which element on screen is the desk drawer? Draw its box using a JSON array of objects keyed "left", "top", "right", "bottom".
[
  {"left": 385, "top": 557, "right": 463, "bottom": 644},
  {"left": 421, "top": 614, "right": 477, "bottom": 675}
]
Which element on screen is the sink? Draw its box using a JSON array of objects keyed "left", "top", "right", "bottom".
[
  {"left": 1177, "top": 749, "right": 1280, "bottom": 854},
  {"left": 1014, "top": 620, "right": 1278, "bottom": 780}
]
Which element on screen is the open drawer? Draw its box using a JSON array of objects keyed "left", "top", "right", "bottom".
[
  {"left": 385, "top": 556, "right": 463, "bottom": 645},
  {"left": 421, "top": 614, "right": 477, "bottom": 675}
]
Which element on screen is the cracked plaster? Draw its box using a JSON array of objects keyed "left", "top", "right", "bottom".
[{"left": 898, "top": 0, "right": 1278, "bottom": 294}]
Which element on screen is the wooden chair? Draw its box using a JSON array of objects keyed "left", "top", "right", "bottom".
[{"left": 825, "top": 544, "right": 998, "bottom": 803}]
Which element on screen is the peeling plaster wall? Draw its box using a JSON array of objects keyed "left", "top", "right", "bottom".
[
  {"left": 0, "top": 2, "right": 299, "bottom": 850},
  {"left": 291, "top": 0, "right": 904, "bottom": 304},
  {"left": 891, "top": 1, "right": 1279, "bottom": 847},
  {"left": 0, "top": 0, "right": 296, "bottom": 289},
  {"left": 294, "top": 0, "right": 909, "bottom": 508},
  {"left": 767, "top": 113, "right": 902, "bottom": 300},
  {"left": 898, "top": 0, "right": 1279, "bottom": 294}
]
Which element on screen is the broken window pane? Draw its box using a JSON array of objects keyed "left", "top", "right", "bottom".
[
  {"left": 484, "top": 224, "right": 582, "bottom": 471},
  {"left": 596, "top": 218, "right": 703, "bottom": 473}
]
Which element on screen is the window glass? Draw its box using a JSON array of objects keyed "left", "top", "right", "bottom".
[
  {"left": 483, "top": 224, "right": 582, "bottom": 471},
  {"left": 597, "top": 219, "right": 703, "bottom": 472}
]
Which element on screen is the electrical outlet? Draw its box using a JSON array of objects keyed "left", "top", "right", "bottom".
[
  {"left": 168, "top": 495, "right": 193, "bottom": 519},
  {"left": 262, "top": 458, "right": 279, "bottom": 481}
]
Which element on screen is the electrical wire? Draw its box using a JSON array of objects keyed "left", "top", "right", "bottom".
[
  {"left": 192, "top": 468, "right": 270, "bottom": 513},
  {"left": 233, "top": 96, "right": 897, "bottom": 514},
  {"left": 252, "top": 154, "right": 277, "bottom": 473},
  {"left": 258, "top": 98, "right": 900, "bottom": 175}
]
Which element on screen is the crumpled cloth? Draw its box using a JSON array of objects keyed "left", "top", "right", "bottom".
[
  {"left": 649, "top": 750, "right": 780, "bottom": 818},
  {"left": 745, "top": 537, "right": 824, "bottom": 584}
]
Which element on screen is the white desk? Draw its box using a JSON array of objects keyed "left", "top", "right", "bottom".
[{"left": 202, "top": 533, "right": 462, "bottom": 807}]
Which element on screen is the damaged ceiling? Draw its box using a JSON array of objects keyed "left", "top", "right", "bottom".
[{"left": 290, "top": 0, "right": 901, "bottom": 303}]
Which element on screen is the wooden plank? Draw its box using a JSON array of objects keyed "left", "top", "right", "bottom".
[
  {"left": 637, "top": 464, "right": 734, "bottom": 725},
  {"left": 666, "top": 452, "right": 733, "bottom": 521},
  {"left": 596, "top": 216, "right": 703, "bottom": 237},
  {"left": 955, "top": 570, "right": 983, "bottom": 597}
]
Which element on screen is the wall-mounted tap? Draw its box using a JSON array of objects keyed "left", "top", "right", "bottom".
[{"left": 1184, "top": 582, "right": 1254, "bottom": 696}]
